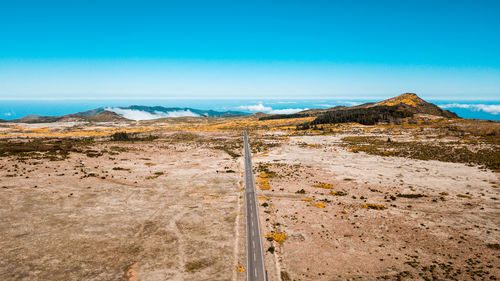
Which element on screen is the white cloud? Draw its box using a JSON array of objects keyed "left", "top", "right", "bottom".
[
  {"left": 163, "top": 110, "right": 200, "bottom": 117},
  {"left": 236, "top": 103, "right": 272, "bottom": 112},
  {"left": 236, "top": 103, "right": 306, "bottom": 114},
  {"left": 4, "top": 112, "right": 12, "bottom": 116},
  {"left": 314, "top": 104, "right": 334, "bottom": 107},
  {"left": 439, "top": 103, "right": 500, "bottom": 115},
  {"left": 106, "top": 107, "right": 199, "bottom": 120},
  {"left": 269, "top": 108, "right": 308, "bottom": 114},
  {"left": 340, "top": 101, "right": 362, "bottom": 106}
]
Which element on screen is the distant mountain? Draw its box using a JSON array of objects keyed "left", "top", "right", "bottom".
[
  {"left": 261, "top": 93, "right": 459, "bottom": 125},
  {"left": 7, "top": 111, "right": 129, "bottom": 124},
  {"left": 6, "top": 105, "right": 247, "bottom": 123},
  {"left": 86, "top": 111, "right": 130, "bottom": 122},
  {"left": 76, "top": 105, "right": 246, "bottom": 118}
]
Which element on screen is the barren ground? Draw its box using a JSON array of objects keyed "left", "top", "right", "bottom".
[
  {"left": 0, "top": 118, "right": 499, "bottom": 281},
  {"left": 0, "top": 131, "right": 245, "bottom": 281},
  {"left": 255, "top": 134, "right": 499, "bottom": 281}
]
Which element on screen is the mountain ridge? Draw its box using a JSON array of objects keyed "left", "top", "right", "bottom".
[{"left": 4, "top": 106, "right": 248, "bottom": 123}]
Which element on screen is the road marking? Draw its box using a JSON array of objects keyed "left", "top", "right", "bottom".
[{"left": 244, "top": 131, "right": 267, "bottom": 281}]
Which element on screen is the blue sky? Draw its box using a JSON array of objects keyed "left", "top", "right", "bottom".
[{"left": 1, "top": 0, "right": 499, "bottom": 100}]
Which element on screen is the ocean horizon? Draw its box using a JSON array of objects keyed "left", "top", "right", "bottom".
[{"left": 1, "top": 99, "right": 499, "bottom": 121}]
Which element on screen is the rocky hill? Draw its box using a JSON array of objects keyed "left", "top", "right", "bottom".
[
  {"left": 261, "top": 93, "right": 459, "bottom": 125},
  {"left": 310, "top": 93, "right": 458, "bottom": 125},
  {"left": 365, "top": 93, "right": 458, "bottom": 118}
]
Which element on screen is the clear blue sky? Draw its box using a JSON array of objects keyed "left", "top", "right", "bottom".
[{"left": 1, "top": 0, "right": 499, "bottom": 100}]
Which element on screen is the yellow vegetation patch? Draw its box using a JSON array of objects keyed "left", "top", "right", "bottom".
[
  {"left": 312, "top": 182, "right": 334, "bottom": 189},
  {"left": 257, "top": 196, "right": 268, "bottom": 200},
  {"left": 361, "top": 204, "right": 387, "bottom": 210},
  {"left": 257, "top": 172, "right": 271, "bottom": 190},
  {"left": 378, "top": 93, "right": 423, "bottom": 107},
  {"left": 301, "top": 198, "right": 313, "bottom": 202},
  {"left": 236, "top": 266, "right": 245, "bottom": 272},
  {"left": 307, "top": 143, "right": 320, "bottom": 148},
  {"left": 144, "top": 163, "right": 156, "bottom": 167},
  {"left": 329, "top": 190, "right": 346, "bottom": 196},
  {"left": 349, "top": 146, "right": 364, "bottom": 153},
  {"left": 266, "top": 232, "right": 287, "bottom": 243},
  {"left": 313, "top": 202, "right": 326, "bottom": 208}
]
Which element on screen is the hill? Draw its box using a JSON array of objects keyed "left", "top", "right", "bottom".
[
  {"left": 365, "top": 93, "right": 458, "bottom": 118},
  {"left": 261, "top": 93, "right": 459, "bottom": 125},
  {"left": 7, "top": 111, "right": 130, "bottom": 123},
  {"left": 312, "top": 93, "right": 458, "bottom": 125},
  {"left": 85, "top": 111, "right": 130, "bottom": 122}
]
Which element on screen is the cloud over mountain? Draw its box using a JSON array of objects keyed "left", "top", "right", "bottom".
[{"left": 105, "top": 107, "right": 199, "bottom": 120}]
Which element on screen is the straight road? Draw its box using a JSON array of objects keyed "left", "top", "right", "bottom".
[{"left": 243, "top": 131, "right": 267, "bottom": 281}]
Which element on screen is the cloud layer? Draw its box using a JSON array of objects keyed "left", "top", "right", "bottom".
[
  {"left": 106, "top": 107, "right": 199, "bottom": 120},
  {"left": 236, "top": 103, "right": 307, "bottom": 114},
  {"left": 439, "top": 103, "right": 500, "bottom": 115}
]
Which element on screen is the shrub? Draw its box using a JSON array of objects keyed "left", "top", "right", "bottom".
[
  {"left": 361, "top": 204, "right": 387, "bottom": 210},
  {"left": 266, "top": 232, "right": 287, "bottom": 243},
  {"left": 313, "top": 182, "right": 334, "bottom": 189}
]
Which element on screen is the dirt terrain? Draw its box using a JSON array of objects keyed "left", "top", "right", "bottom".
[
  {"left": 0, "top": 131, "right": 246, "bottom": 281},
  {"left": 254, "top": 134, "right": 499, "bottom": 280},
  {"left": 0, "top": 117, "right": 499, "bottom": 281}
]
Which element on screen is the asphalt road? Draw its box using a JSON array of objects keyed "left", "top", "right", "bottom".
[{"left": 243, "top": 131, "right": 267, "bottom": 281}]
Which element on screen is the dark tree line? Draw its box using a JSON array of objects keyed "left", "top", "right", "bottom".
[
  {"left": 259, "top": 113, "right": 310, "bottom": 121},
  {"left": 309, "top": 106, "right": 413, "bottom": 126}
]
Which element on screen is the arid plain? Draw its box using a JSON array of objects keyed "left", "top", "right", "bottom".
[{"left": 0, "top": 114, "right": 499, "bottom": 281}]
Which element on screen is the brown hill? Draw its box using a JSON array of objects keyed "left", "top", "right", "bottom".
[
  {"left": 308, "top": 93, "right": 459, "bottom": 125},
  {"left": 366, "top": 93, "right": 458, "bottom": 118},
  {"left": 8, "top": 111, "right": 130, "bottom": 123},
  {"left": 86, "top": 111, "right": 130, "bottom": 122}
]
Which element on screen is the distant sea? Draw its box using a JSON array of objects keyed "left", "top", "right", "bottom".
[{"left": 0, "top": 99, "right": 499, "bottom": 121}]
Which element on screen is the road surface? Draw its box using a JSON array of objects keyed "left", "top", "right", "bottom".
[{"left": 243, "top": 131, "right": 267, "bottom": 281}]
